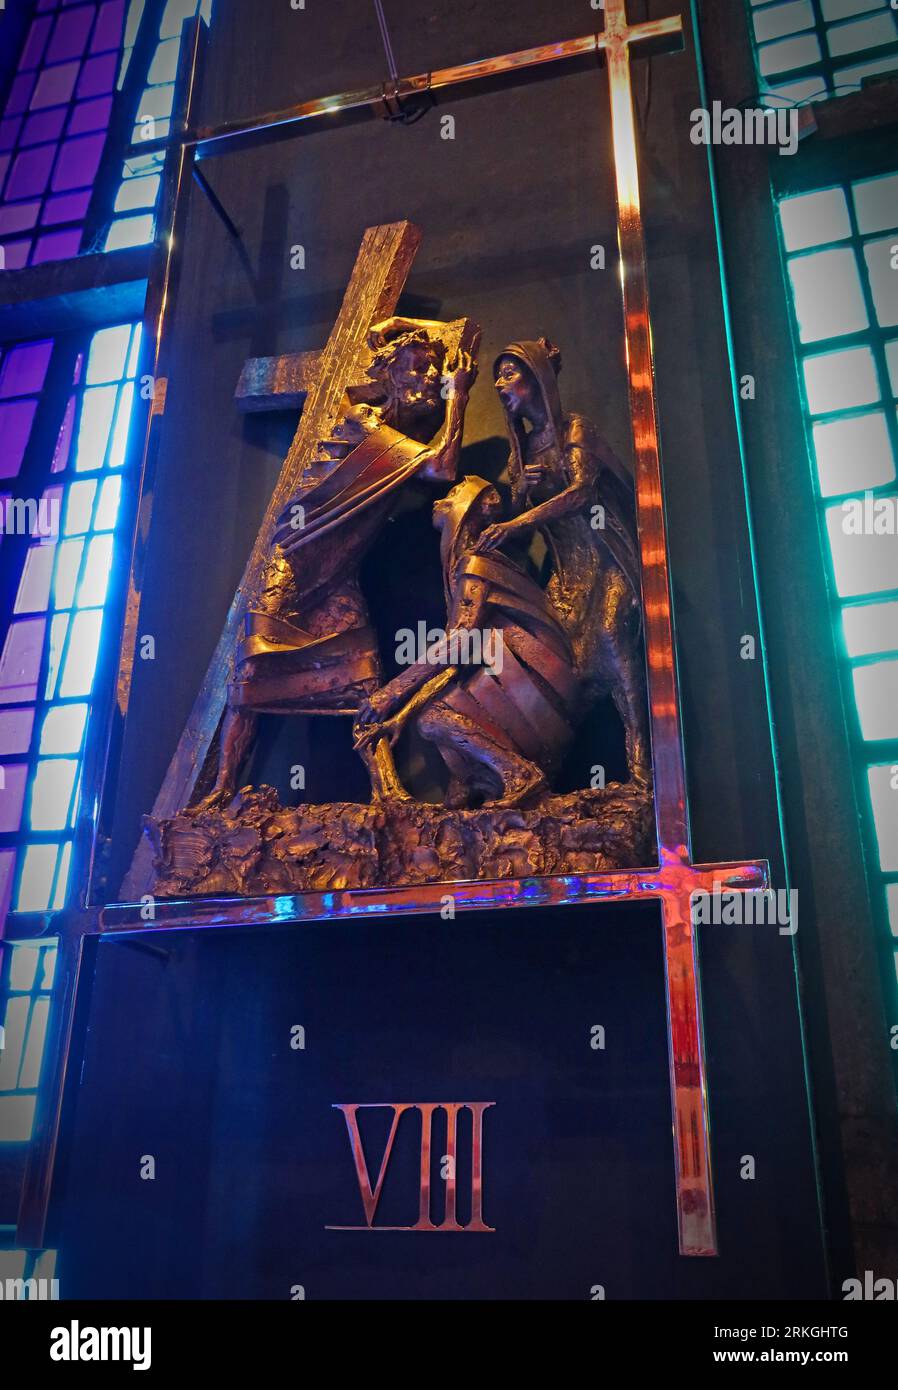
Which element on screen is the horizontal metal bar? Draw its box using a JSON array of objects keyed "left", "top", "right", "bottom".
[{"left": 101, "top": 859, "right": 770, "bottom": 934}]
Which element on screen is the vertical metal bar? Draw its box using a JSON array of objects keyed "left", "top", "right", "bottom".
[
  {"left": 600, "top": 0, "right": 714, "bottom": 1253},
  {"left": 79, "top": 17, "right": 209, "bottom": 907}
]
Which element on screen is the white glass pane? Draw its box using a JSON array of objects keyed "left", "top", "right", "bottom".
[
  {"left": 0, "top": 1095, "right": 36, "bottom": 1141},
  {"left": 105, "top": 214, "right": 155, "bottom": 252},
  {"left": 754, "top": 1, "right": 815, "bottom": 44},
  {"left": 63, "top": 479, "right": 97, "bottom": 535},
  {"left": 867, "top": 763, "right": 898, "bottom": 871},
  {"left": 853, "top": 659, "right": 898, "bottom": 739},
  {"left": 842, "top": 599, "right": 898, "bottom": 656},
  {"left": 108, "top": 382, "right": 135, "bottom": 469},
  {"left": 148, "top": 37, "right": 180, "bottom": 84},
  {"left": 94, "top": 476, "right": 122, "bottom": 531},
  {"left": 126, "top": 324, "right": 143, "bottom": 379},
  {"left": 40, "top": 703, "right": 88, "bottom": 755},
  {"left": 827, "top": 12, "right": 897, "bottom": 57},
  {"left": 760, "top": 31, "right": 822, "bottom": 74},
  {"left": 75, "top": 386, "right": 117, "bottom": 471},
  {"left": 835, "top": 54, "right": 898, "bottom": 87},
  {"left": 864, "top": 237, "right": 898, "bottom": 327},
  {"left": 86, "top": 325, "right": 131, "bottom": 386},
  {"left": 16, "top": 843, "right": 59, "bottom": 911},
  {"left": 30, "top": 759, "right": 78, "bottom": 832},
  {"left": 780, "top": 188, "right": 851, "bottom": 252},
  {"left": 887, "top": 339, "right": 898, "bottom": 396},
  {"left": 77, "top": 534, "right": 113, "bottom": 607},
  {"left": 0, "top": 996, "right": 28, "bottom": 1088},
  {"left": 788, "top": 249, "right": 868, "bottom": 341},
  {"left": 826, "top": 498, "right": 898, "bottom": 595},
  {"left": 14, "top": 545, "right": 54, "bottom": 615},
  {"left": 887, "top": 881, "right": 898, "bottom": 934},
  {"left": 113, "top": 174, "right": 160, "bottom": 214},
  {"left": 853, "top": 174, "right": 898, "bottom": 235},
  {"left": 52, "top": 841, "right": 72, "bottom": 910},
  {"left": 40, "top": 945, "right": 57, "bottom": 990},
  {"left": 59, "top": 610, "right": 103, "bottom": 697},
  {"left": 161, "top": 0, "right": 201, "bottom": 39},
  {"left": 823, "top": 0, "right": 891, "bottom": 18},
  {"left": 53, "top": 538, "right": 84, "bottom": 609},
  {"left": 19, "top": 996, "right": 49, "bottom": 1089},
  {"left": 44, "top": 613, "right": 70, "bottom": 700},
  {"left": 813, "top": 412, "right": 895, "bottom": 495},
  {"left": 803, "top": 345, "right": 879, "bottom": 412},
  {"left": 9, "top": 943, "right": 38, "bottom": 991}
]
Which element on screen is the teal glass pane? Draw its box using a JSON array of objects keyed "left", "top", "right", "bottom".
[
  {"left": 780, "top": 188, "right": 851, "bottom": 252},
  {"left": 852, "top": 658, "right": 898, "bottom": 739},
  {"left": 148, "top": 37, "right": 180, "bottom": 84},
  {"left": 867, "top": 763, "right": 898, "bottom": 871},
  {"left": 788, "top": 249, "right": 868, "bottom": 341},
  {"left": 842, "top": 599, "right": 898, "bottom": 656},
  {"left": 886, "top": 339, "right": 898, "bottom": 395},
  {"left": 0, "top": 1095, "right": 36, "bottom": 1142},
  {"left": 812, "top": 412, "right": 895, "bottom": 495},
  {"left": 29, "top": 758, "right": 79, "bottom": 832},
  {"left": 40, "top": 704, "right": 88, "bottom": 755},
  {"left": 754, "top": 1, "right": 815, "bottom": 44},
  {"left": 826, "top": 499, "right": 898, "bottom": 595},
  {"left": 86, "top": 325, "right": 131, "bottom": 385},
  {"left": 853, "top": 173, "right": 898, "bottom": 235},
  {"left": 19, "top": 996, "right": 49, "bottom": 1088},
  {"left": 887, "top": 882, "right": 898, "bottom": 934},
  {"left": 9, "top": 943, "right": 38, "bottom": 992},
  {"left": 759, "top": 31, "right": 822, "bottom": 74},
  {"left": 826, "top": 11, "right": 897, "bottom": 57},
  {"left": 802, "top": 345, "right": 879, "bottom": 413},
  {"left": 15, "top": 843, "right": 59, "bottom": 911},
  {"left": 59, "top": 609, "right": 103, "bottom": 697},
  {"left": 40, "top": 945, "right": 57, "bottom": 991},
  {"left": 864, "top": 237, "right": 898, "bottom": 327},
  {"left": 823, "top": 0, "right": 893, "bottom": 18},
  {"left": 835, "top": 54, "right": 898, "bottom": 87},
  {"left": 0, "top": 996, "right": 28, "bottom": 1089}
]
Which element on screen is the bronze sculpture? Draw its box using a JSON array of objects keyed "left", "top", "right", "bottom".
[
  {"left": 193, "top": 316, "right": 480, "bottom": 812},
  {"left": 146, "top": 328, "right": 654, "bottom": 895}
]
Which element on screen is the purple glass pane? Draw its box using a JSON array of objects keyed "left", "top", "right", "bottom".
[
  {"left": 0, "top": 341, "right": 53, "bottom": 398},
  {"left": 40, "top": 485, "right": 65, "bottom": 524},
  {"left": 5, "top": 144, "right": 56, "bottom": 200},
  {"left": 0, "top": 620, "right": 47, "bottom": 704},
  {"left": 0, "top": 400, "right": 38, "bottom": 477},
  {"left": 0, "top": 765, "right": 28, "bottom": 833},
  {"left": 31, "top": 62, "right": 79, "bottom": 111},
  {"left": 0, "top": 203, "right": 40, "bottom": 237},
  {"left": 33, "top": 228, "right": 82, "bottom": 262},
  {"left": 47, "top": 6, "right": 95, "bottom": 62},
  {"left": 0, "top": 849, "right": 15, "bottom": 935},
  {"left": 0, "top": 241, "right": 33, "bottom": 271},
  {"left": 77, "top": 53, "right": 116, "bottom": 100},
  {"left": 21, "top": 107, "right": 67, "bottom": 147},
  {"left": 0, "top": 118, "right": 22, "bottom": 153},
  {"left": 92, "top": 0, "right": 125, "bottom": 54},
  {"left": 51, "top": 133, "right": 104, "bottom": 192},
  {"left": 52, "top": 396, "right": 76, "bottom": 471},
  {"left": 15, "top": 543, "right": 55, "bottom": 613},
  {"left": 5, "top": 74, "right": 36, "bottom": 118},
  {"left": 21, "top": 17, "right": 54, "bottom": 71},
  {"left": 38, "top": 0, "right": 58, "bottom": 11},
  {"left": 72, "top": 353, "right": 83, "bottom": 386},
  {"left": 0, "top": 155, "right": 10, "bottom": 196},
  {"left": 0, "top": 709, "right": 35, "bottom": 755},
  {"left": 42, "top": 189, "right": 91, "bottom": 226},
  {"left": 68, "top": 95, "right": 112, "bottom": 136}
]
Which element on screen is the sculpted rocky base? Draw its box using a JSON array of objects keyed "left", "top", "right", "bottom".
[{"left": 145, "top": 783, "right": 655, "bottom": 898}]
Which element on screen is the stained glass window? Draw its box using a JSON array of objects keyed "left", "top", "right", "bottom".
[
  {"left": 0, "top": 323, "right": 141, "bottom": 916},
  {"left": 776, "top": 172, "right": 898, "bottom": 970},
  {"left": 0, "top": 938, "right": 57, "bottom": 1141},
  {"left": 105, "top": 0, "right": 213, "bottom": 251},
  {"left": 0, "top": 0, "right": 129, "bottom": 270},
  {"left": 748, "top": 0, "right": 898, "bottom": 105}
]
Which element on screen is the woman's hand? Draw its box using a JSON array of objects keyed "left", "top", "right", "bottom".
[{"left": 472, "top": 519, "right": 525, "bottom": 554}]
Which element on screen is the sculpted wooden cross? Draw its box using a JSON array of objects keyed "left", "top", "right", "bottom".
[{"left": 117, "top": 0, "right": 773, "bottom": 1260}]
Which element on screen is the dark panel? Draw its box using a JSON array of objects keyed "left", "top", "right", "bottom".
[{"left": 53, "top": 902, "right": 826, "bottom": 1299}]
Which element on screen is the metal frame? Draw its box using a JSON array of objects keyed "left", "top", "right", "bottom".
[{"left": 14, "top": 0, "right": 779, "bottom": 1259}]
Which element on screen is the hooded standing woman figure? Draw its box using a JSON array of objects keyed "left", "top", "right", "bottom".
[{"left": 475, "top": 338, "right": 651, "bottom": 785}]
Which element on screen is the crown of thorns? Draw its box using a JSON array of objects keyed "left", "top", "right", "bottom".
[{"left": 367, "top": 328, "right": 446, "bottom": 378}]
